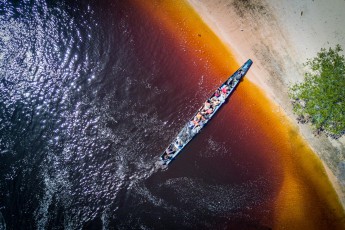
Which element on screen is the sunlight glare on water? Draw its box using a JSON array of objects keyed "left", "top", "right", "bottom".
[{"left": 0, "top": 0, "right": 166, "bottom": 228}]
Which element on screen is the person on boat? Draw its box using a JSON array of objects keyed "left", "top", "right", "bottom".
[
  {"left": 235, "top": 69, "right": 243, "bottom": 80},
  {"left": 218, "top": 85, "right": 229, "bottom": 102},
  {"left": 165, "top": 145, "right": 175, "bottom": 155},
  {"left": 192, "top": 123, "right": 202, "bottom": 134},
  {"left": 163, "top": 154, "right": 170, "bottom": 160},
  {"left": 221, "top": 85, "right": 229, "bottom": 94},
  {"left": 231, "top": 78, "right": 237, "bottom": 87},
  {"left": 195, "top": 112, "right": 205, "bottom": 122},
  {"left": 214, "top": 89, "right": 220, "bottom": 97},
  {"left": 192, "top": 116, "right": 200, "bottom": 126},
  {"left": 201, "top": 106, "right": 213, "bottom": 118},
  {"left": 203, "top": 100, "right": 211, "bottom": 111},
  {"left": 188, "top": 120, "right": 195, "bottom": 129},
  {"left": 200, "top": 109, "right": 208, "bottom": 118},
  {"left": 219, "top": 88, "right": 226, "bottom": 102},
  {"left": 210, "top": 96, "right": 220, "bottom": 107},
  {"left": 176, "top": 137, "right": 183, "bottom": 148},
  {"left": 163, "top": 144, "right": 176, "bottom": 160},
  {"left": 192, "top": 112, "right": 205, "bottom": 130},
  {"left": 227, "top": 77, "right": 233, "bottom": 85},
  {"left": 206, "top": 107, "right": 213, "bottom": 115}
]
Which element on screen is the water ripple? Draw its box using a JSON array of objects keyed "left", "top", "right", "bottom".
[{"left": 0, "top": 0, "right": 164, "bottom": 228}]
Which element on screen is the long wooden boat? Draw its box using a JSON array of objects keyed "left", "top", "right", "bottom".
[{"left": 160, "top": 59, "right": 253, "bottom": 165}]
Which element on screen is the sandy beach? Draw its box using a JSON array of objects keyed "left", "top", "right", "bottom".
[{"left": 188, "top": 0, "right": 345, "bottom": 205}]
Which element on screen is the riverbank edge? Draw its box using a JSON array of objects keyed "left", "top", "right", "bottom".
[{"left": 187, "top": 0, "right": 345, "bottom": 208}]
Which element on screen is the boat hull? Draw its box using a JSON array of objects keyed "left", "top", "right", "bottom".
[{"left": 160, "top": 59, "right": 253, "bottom": 165}]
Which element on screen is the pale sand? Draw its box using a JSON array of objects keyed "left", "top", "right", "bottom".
[{"left": 188, "top": 0, "right": 345, "bottom": 205}]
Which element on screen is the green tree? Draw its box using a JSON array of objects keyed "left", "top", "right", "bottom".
[{"left": 289, "top": 45, "right": 345, "bottom": 137}]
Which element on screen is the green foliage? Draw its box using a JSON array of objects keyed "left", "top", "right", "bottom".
[{"left": 289, "top": 45, "right": 345, "bottom": 137}]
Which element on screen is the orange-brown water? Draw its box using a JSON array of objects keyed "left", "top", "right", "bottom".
[{"left": 133, "top": 0, "right": 345, "bottom": 229}]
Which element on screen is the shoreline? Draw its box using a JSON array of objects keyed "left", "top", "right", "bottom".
[{"left": 187, "top": 0, "right": 345, "bottom": 207}]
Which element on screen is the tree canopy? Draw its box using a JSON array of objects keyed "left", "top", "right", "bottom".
[{"left": 289, "top": 45, "right": 345, "bottom": 137}]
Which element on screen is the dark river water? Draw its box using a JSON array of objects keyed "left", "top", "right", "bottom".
[{"left": 0, "top": 0, "right": 320, "bottom": 229}]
